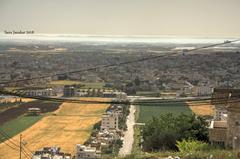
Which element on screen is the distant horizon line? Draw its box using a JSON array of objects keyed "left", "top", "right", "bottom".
[{"left": 0, "top": 32, "right": 239, "bottom": 39}]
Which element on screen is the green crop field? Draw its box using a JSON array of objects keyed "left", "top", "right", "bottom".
[
  {"left": 81, "top": 82, "right": 105, "bottom": 89},
  {"left": 0, "top": 115, "right": 42, "bottom": 142},
  {"left": 137, "top": 102, "right": 192, "bottom": 123}
]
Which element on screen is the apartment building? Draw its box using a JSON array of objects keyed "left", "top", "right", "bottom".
[{"left": 100, "top": 111, "right": 119, "bottom": 131}]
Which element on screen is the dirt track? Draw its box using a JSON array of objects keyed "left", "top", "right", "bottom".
[{"left": 119, "top": 105, "right": 136, "bottom": 156}]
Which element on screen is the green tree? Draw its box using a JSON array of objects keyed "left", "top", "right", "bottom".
[{"left": 142, "top": 113, "right": 209, "bottom": 152}]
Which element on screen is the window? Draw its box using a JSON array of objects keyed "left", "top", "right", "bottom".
[{"left": 236, "top": 121, "right": 240, "bottom": 126}]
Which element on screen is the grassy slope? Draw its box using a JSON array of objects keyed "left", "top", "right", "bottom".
[
  {"left": 137, "top": 102, "right": 192, "bottom": 123},
  {"left": 0, "top": 115, "right": 42, "bottom": 142}
]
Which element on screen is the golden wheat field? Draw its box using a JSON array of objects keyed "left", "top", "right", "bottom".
[
  {"left": 186, "top": 101, "right": 215, "bottom": 116},
  {"left": 0, "top": 98, "right": 110, "bottom": 159}
]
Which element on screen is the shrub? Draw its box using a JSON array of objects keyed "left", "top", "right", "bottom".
[{"left": 176, "top": 139, "right": 208, "bottom": 154}]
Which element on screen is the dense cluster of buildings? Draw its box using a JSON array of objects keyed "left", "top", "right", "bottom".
[
  {"left": 24, "top": 88, "right": 57, "bottom": 97},
  {"left": 208, "top": 88, "right": 240, "bottom": 149},
  {"left": 162, "top": 81, "right": 213, "bottom": 98},
  {"left": 63, "top": 85, "right": 127, "bottom": 99},
  {"left": 32, "top": 147, "right": 71, "bottom": 159}
]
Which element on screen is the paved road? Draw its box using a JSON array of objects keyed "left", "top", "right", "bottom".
[{"left": 119, "top": 105, "right": 136, "bottom": 156}]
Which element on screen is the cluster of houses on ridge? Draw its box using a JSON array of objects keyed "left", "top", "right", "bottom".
[{"left": 75, "top": 104, "right": 125, "bottom": 159}]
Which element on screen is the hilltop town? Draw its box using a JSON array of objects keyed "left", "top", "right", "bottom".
[
  {"left": 1, "top": 41, "right": 240, "bottom": 96},
  {"left": 1, "top": 0, "right": 240, "bottom": 158},
  {"left": 0, "top": 40, "right": 240, "bottom": 159}
]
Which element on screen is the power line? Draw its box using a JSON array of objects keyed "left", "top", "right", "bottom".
[
  {"left": 1, "top": 87, "right": 240, "bottom": 105},
  {"left": 22, "top": 148, "right": 32, "bottom": 159},
  {"left": 0, "top": 138, "right": 32, "bottom": 159},
  {"left": 0, "top": 39, "right": 239, "bottom": 86},
  {"left": 0, "top": 138, "right": 18, "bottom": 151},
  {"left": 0, "top": 37, "right": 239, "bottom": 158},
  {"left": 23, "top": 146, "right": 34, "bottom": 157},
  {"left": 0, "top": 130, "right": 19, "bottom": 149},
  {"left": 0, "top": 130, "right": 33, "bottom": 158},
  {"left": 1, "top": 89, "right": 240, "bottom": 107},
  {"left": 0, "top": 132, "right": 31, "bottom": 159},
  {"left": 0, "top": 39, "right": 239, "bottom": 106}
]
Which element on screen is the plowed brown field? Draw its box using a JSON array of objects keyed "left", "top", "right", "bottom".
[{"left": 0, "top": 98, "right": 110, "bottom": 159}]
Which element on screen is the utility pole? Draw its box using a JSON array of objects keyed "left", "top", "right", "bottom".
[{"left": 19, "top": 134, "right": 22, "bottom": 159}]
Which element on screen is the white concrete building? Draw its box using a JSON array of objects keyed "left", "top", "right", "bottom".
[
  {"left": 25, "top": 88, "right": 56, "bottom": 97},
  {"left": 76, "top": 144, "right": 101, "bottom": 159},
  {"left": 192, "top": 86, "right": 212, "bottom": 96},
  {"left": 115, "top": 92, "right": 127, "bottom": 100},
  {"left": 214, "top": 108, "right": 228, "bottom": 121}
]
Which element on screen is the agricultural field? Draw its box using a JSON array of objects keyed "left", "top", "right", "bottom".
[
  {"left": 81, "top": 82, "right": 105, "bottom": 89},
  {"left": 137, "top": 102, "right": 192, "bottom": 123},
  {"left": 0, "top": 100, "right": 61, "bottom": 125},
  {"left": 0, "top": 98, "right": 110, "bottom": 159},
  {"left": 0, "top": 115, "right": 42, "bottom": 142},
  {"left": 49, "top": 80, "right": 105, "bottom": 89},
  {"left": 186, "top": 101, "right": 215, "bottom": 116},
  {"left": 49, "top": 80, "right": 81, "bottom": 85},
  {"left": 0, "top": 97, "right": 35, "bottom": 113}
]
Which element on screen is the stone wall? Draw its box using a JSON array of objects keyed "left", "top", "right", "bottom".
[
  {"left": 209, "top": 128, "right": 227, "bottom": 142},
  {"left": 226, "top": 103, "right": 240, "bottom": 149}
]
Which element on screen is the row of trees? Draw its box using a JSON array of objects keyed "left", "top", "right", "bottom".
[{"left": 142, "top": 113, "right": 209, "bottom": 152}]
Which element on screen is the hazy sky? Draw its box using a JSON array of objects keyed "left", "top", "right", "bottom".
[{"left": 0, "top": 0, "right": 240, "bottom": 37}]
